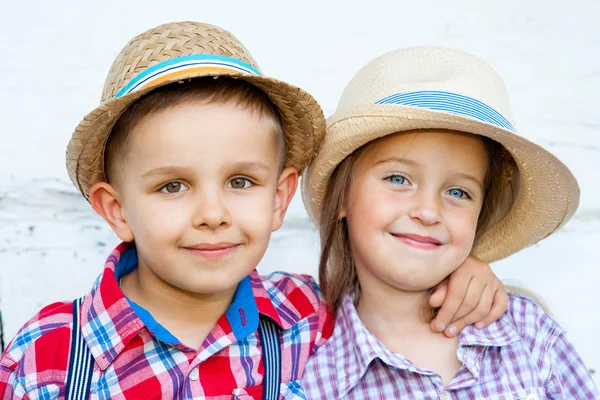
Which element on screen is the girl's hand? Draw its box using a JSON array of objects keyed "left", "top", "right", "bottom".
[{"left": 429, "top": 255, "right": 508, "bottom": 337}]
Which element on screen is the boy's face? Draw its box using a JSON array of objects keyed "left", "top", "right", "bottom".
[
  {"left": 97, "top": 101, "right": 295, "bottom": 296},
  {"left": 344, "top": 130, "right": 487, "bottom": 292}
]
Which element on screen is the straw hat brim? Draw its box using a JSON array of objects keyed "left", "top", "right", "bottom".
[
  {"left": 67, "top": 70, "right": 325, "bottom": 200},
  {"left": 303, "top": 104, "right": 580, "bottom": 262}
]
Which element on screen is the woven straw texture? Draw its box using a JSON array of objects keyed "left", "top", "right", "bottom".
[
  {"left": 66, "top": 21, "right": 325, "bottom": 200},
  {"left": 303, "top": 46, "right": 580, "bottom": 263}
]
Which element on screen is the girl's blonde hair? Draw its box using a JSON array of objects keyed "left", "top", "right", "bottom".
[{"left": 318, "top": 131, "right": 518, "bottom": 316}]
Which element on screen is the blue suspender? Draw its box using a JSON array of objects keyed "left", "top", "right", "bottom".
[
  {"left": 65, "top": 298, "right": 94, "bottom": 400},
  {"left": 257, "top": 317, "right": 283, "bottom": 400},
  {"left": 65, "top": 298, "right": 282, "bottom": 399}
]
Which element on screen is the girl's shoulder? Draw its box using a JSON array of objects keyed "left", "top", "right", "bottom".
[
  {"left": 502, "top": 292, "right": 566, "bottom": 365},
  {"left": 501, "top": 294, "right": 598, "bottom": 398},
  {"left": 505, "top": 292, "right": 564, "bottom": 340}
]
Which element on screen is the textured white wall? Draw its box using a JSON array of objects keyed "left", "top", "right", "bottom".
[{"left": 1, "top": 0, "right": 598, "bottom": 386}]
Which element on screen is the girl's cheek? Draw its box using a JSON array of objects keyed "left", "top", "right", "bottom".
[{"left": 450, "top": 213, "right": 479, "bottom": 246}]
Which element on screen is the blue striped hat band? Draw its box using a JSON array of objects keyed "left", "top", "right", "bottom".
[
  {"left": 375, "top": 90, "right": 515, "bottom": 132},
  {"left": 115, "top": 54, "right": 261, "bottom": 99}
]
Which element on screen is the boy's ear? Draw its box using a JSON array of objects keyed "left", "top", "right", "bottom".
[
  {"left": 271, "top": 167, "right": 299, "bottom": 232},
  {"left": 89, "top": 182, "right": 134, "bottom": 242}
]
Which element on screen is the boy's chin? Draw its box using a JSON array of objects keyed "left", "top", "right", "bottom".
[{"left": 171, "top": 270, "right": 251, "bottom": 296}]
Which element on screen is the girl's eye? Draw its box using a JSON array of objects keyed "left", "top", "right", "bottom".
[
  {"left": 161, "top": 181, "right": 188, "bottom": 194},
  {"left": 228, "top": 177, "right": 253, "bottom": 189},
  {"left": 446, "top": 188, "right": 470, "bottom": 199},
  {"left": 387, "top": 175, "right": 408, "bottom": 185}
]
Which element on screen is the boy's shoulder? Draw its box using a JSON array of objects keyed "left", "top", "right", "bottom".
[
  {"left": 1, "top": 300, "right": 74, "bottom": 369},
  {"left": 252, "top": 270, "right": 327, "bottom": 326}
]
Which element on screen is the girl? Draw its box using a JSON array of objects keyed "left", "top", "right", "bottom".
[{"left": 301, "top": 47, "right": 598, "bottom": 399}]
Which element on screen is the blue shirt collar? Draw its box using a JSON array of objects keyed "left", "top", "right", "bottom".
[{"left": 114, "top": 248, "right": 259, "bottom": 344}]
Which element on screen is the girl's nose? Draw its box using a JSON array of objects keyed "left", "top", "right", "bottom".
[{"left": 408, "top": 192, "right": 442, "bottom": 226}]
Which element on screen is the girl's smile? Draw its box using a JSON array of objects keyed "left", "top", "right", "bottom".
[{"left": 391, "top": 233, "right": 443, "bottom": 251}]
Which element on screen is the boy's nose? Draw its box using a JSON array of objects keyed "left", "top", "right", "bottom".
[{"left": 192, "top": 191, "right": 231, "bottom": 230}]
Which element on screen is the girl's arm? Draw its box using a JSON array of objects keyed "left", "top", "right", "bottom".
[{"left": 429, "top": 255, "right": 508, "bottom": 337}]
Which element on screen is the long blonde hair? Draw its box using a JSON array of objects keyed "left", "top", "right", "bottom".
[{"left": 318, "top": 132, "right": 517, "bottom": 316}]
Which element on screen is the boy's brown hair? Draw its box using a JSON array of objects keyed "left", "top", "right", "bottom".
[{"left": 104, "top": 77, "right": 287, "bottom": 186}]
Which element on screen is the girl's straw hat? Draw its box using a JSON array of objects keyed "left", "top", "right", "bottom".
[
  {"left": 66, "top": 21, "right": 325, "bottom": 200},
  {"left": 303, "top": 46, "right": 579, "bottom": 262}
]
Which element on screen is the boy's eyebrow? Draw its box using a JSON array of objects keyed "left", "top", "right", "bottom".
[
  {"left": 141, "top": 162, "right": 272, "bottom": 178},
  {"left": 142, "top": 166, "right": 196, "bottom": 177},
  {"left": 231, "top": 161, "right": 272, "bottom": 172}
]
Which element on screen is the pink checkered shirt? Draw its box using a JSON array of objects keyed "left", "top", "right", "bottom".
[{"left": 302, "top": 291, "right": 599, "bottom": 399}]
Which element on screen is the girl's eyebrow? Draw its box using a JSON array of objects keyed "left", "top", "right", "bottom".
[
  {"left": 449, "top": 172, "right": 484, "bottom": 191},
  {"left": 375, "top": 157, "right": 484, "bottom": 190},
  {"left": 374, "top": 157, "right": 421, "bottom": 168}
]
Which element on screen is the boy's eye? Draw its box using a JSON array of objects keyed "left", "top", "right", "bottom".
[
  {"left": 228, "top": 177, "right": 253, "bottom": 189},
  {"left": 387, "top": 175, "right": 408, "bottom": 185},
  {"left": 161, "top": 181, "right": 188, "bottom": 193},
  {"left": 446, "top": 188, "right": 470, "bottom": 199}
]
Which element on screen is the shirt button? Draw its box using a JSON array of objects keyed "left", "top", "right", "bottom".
[
  {"left": 438, "top": 391, "right": 451, "bottom": 400},
  {"left": 189, "top": 368, "right": 199, "bottom": 381},
  {"left": 526, "top": 394, "right": 539, "bottom": 400}
]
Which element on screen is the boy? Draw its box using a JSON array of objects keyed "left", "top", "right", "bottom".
[{"left": 0, "top": 22, "right": 507, "bottom": 399}]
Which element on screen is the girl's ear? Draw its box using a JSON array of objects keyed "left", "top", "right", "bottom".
[{"left": 339, "top": 208, "right": 347, "bottom": 218}]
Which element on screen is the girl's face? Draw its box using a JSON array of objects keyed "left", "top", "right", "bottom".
[{"left": 344, "top": 129, "right": 488, "bottom": 292}]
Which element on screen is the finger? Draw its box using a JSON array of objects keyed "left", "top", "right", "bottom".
[
  {"left": 452, "top": 284, "right": 495, "bottom": 332},
  {"left": 443, "top": 317, "right": 466, "bottom": 338},
  {"left": 451, "top": 279, "right": 486, "bottom": 322},
  {"left": 429, "top": 279, "right": 448, "bottom": 309},
  {"left": 441, "top": 282, "right": 488, "bottom": 338},
  {"left": 431, "top": 275, "right": 473, "bottom": 332},
  {"left": 476, "top": 285, "right": 509, "bottom": 327}
]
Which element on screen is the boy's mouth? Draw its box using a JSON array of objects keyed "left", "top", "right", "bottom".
[
  {"left": 183, "top": 243, "right": 240, "bottom": 259},
  {"left": 391, "top": 233, "right": 443, "bottom": 250}
]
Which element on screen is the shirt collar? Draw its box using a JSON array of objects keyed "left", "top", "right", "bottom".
[
  {"left": 80, "top": 242, "right": 144, "bottom": 370},
  {"left": 333, "top": 290, "right": 522, "bottom": 396},
  {"left": 334, "top": 292, "right": 410, "bottom": 397},
  {"left": 80, "top": 242, "right": 303, "bottom": 370},
  {"left": 459, "top": 312, "right": 521, "bottom": 347},
  {"left": 247, "top": 270, "right": 306, "bottom": 331}
]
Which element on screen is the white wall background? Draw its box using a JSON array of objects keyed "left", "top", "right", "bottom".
[{"left": 1, "top": 0, "right": 598, "bottom": 387}]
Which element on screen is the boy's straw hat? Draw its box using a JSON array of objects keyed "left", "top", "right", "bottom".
[
  {"left": 303, "top": 46, "right": 579, "bottom": 262},
  {"left": 66, "top": 21, "right": 325, "bottom": 200}
]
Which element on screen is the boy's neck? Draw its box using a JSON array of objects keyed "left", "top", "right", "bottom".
[{"left": 121, "top": 263, "right": 237, "bottom": 350}]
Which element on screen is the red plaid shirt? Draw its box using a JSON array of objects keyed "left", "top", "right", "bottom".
[{"left": 0, "top": 243, "right": 333, "bottom": 399}]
